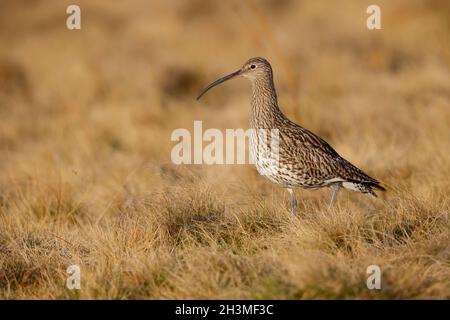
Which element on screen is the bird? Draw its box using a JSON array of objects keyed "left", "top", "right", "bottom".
[{"left": 196, "top": 57, "right": 385, "bottom": 215}]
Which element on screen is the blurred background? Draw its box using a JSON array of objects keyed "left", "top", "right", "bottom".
[
  {"left": 0, "top": 0, "right": 449, "bottom": 299},
  {"left": 1, "top": 0, "right": 449, "bottom": 204},
  {"left": 1, "top": 0, "right": 449, "bottom": 166}
]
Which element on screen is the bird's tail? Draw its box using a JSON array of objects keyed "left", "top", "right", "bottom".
[{"left": 343, "top": 180, "right": 386, "bottom": 197}]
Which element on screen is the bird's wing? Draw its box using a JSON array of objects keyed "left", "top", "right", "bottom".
[{"left": 283, "top": 124, "right": 382, "bottom": 187}]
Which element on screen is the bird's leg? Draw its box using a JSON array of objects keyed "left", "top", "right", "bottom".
[
  {"left": 328, "top": 183, "right": 341, "bottom": 210},
  {"left": 287, "top": 188, "right": 297, "bottom": 216}
]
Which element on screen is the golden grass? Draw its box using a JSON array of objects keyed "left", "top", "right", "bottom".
[{"left": 0, "top": 0, "right": 449, "bottom": 299}]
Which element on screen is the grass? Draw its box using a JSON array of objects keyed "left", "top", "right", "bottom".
[{"left": 0, "top": 0, "right": 449, "bottom": 299}]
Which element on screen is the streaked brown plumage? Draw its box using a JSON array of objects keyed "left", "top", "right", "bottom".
[{"left": 197, "top": 57, "right": 385, "bottom": 215}]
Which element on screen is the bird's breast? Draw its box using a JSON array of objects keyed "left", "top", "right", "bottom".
[{"left": 249, "top": 127, "right": 287, "bottom": 184}]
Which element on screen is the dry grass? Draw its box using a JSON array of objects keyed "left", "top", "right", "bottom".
[{"left": 0, "top": 0, "right": 449, "bottom": 299}]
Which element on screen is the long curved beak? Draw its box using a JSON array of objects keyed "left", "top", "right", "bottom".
[{"left": 196, "top": 69, "right": 242, "bottom": 100}]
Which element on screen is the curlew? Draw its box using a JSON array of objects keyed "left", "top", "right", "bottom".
[{"left": 197, "top": 57, "right": 385, "bottom": 215}]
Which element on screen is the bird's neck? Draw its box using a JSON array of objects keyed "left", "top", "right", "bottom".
[{"left": 250, "top": 76, "right": 282, "bottom": 129}]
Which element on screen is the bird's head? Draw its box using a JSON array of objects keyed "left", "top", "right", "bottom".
[{"left": 196, "top": 57, "right": 272, "bottom": 100}]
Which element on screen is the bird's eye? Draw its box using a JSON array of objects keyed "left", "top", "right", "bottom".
[{"left": 250, "top": 64, "right": 256, "bottom": 69}]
